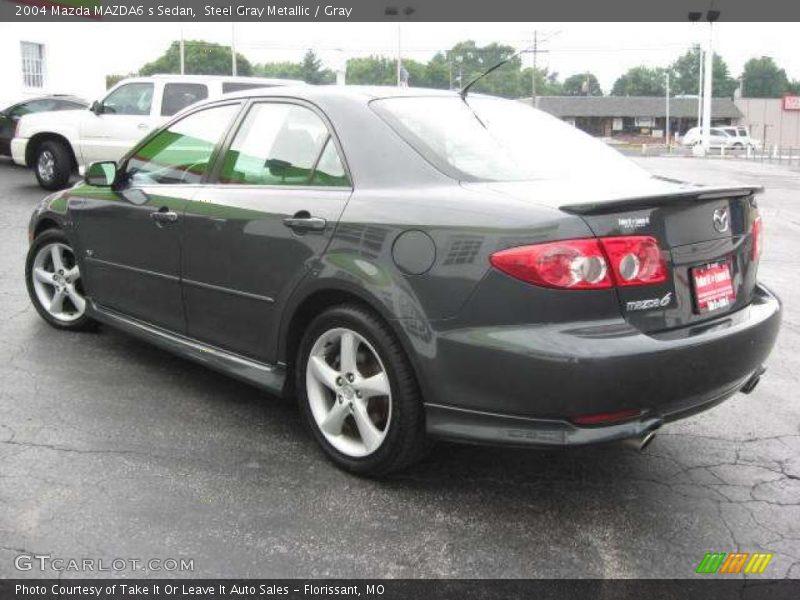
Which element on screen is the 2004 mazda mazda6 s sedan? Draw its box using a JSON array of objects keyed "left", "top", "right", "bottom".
[{"left": 25, "top": 86, "right": 781, "bottom": 475}]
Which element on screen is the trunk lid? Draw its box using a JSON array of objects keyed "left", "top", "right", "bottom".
[
  {"left": 463, "top": 178, "right": 762, "bottom": 333},
  {"left": 563, "top": 183, "right": 762, "bottom": 333}
]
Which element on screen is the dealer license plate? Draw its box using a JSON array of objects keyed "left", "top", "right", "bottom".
[{"left": 692, "top": 260, "right": 736, "bottom": 313}]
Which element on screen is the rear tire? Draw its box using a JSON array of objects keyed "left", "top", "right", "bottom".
[
  {"left": 296, "top": 304, "right": 427, "bottom": 476},
  {"left": 25, "top": 229, "right": 95, "bottom": 331},
  {"left": 34, "top": 140, "right": 72, "bottom": 191}
]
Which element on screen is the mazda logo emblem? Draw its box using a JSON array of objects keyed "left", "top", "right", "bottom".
[{"left": 712, "top": 208, "right": 730, "bottom": 233}]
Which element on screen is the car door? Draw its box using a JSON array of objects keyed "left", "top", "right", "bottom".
[
  {"left": 181, "top": 100, "right": 352, "bottom": 361},
  {"left": 80, "top": 82, "right": 159, "bottom": 165},
  {"left": 72, "top": 102, "right": 242, "bottom": 332}
]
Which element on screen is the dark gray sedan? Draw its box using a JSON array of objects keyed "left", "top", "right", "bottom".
[
  {"left": 24, "top": 86, "right": 781, "bottom": 475},
  {"left": 0, "top": 95, "right": 87, "bottom": 156}
]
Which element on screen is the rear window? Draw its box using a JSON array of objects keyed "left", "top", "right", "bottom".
[{"left": 372, "top": 96, "right": 648, "bottom": 182}]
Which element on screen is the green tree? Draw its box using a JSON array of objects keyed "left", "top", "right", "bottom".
[
  {"left": 140, "top": 40, "right": 253, "bottom": 76},
  {"left": 562, "top": 72, "right": 603, "bottom": 96},
  {"left": 254, "top": 61, "right": 304, "bottom": 80},
  {"left": 346, "top": 56, "right": 398, "bottom": 86},
  {"left": 611, "top": 66, "right": 668, "bottom": 96},
  {"left": 299, "top": 50, "right": 335, "bottom": 84},
  {"left": 670, "top": 47, "right": 737, "bottom": 98},
  {"left": 445, "top": 40, "right": 526, "bottom": 97},
  {"left": 741, "top": 56, "right": 790, "bottom": 98}
]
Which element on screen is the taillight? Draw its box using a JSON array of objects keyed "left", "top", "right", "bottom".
[
  {"left": 751, "top": 216, "right": 763, "bottom": 261},
  {"left": 490, "top": 236, "right": 667, "bottom": 290},
  {"left": 490, "top": 239, "right": 612, "bottom": 289},
  {"left": 599, "top": 236, "right": 667, "bottom": 287}
]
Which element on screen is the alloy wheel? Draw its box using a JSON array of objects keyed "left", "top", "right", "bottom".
[
  {"left": 305, "top": 327, "right": 392, "bottom": 458},
  {"left": 37, "top": 150, "right": 55, "bottom": 182},
  {"left": 30, "top": 242, "right": 86, "bottom": 323}
]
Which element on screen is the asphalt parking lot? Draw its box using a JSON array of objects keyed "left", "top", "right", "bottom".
[{"left": 0, "top": 155, "right": 798, "bottom": 579}]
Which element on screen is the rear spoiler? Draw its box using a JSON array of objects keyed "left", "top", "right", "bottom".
[{"left": 560, "top": 184, "right": 763, "bottom": 216}]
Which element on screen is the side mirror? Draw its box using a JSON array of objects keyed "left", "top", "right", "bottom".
[
  {"left": 85, "top": 161, "right": 117, "bottom": 187},
  {"left": 90, "top": 100, "right": 104, "bottom": 115}
]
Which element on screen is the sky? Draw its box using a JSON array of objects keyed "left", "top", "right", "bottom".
[{"left": 4, "top": 22, "right": 799, "bottom": 91}]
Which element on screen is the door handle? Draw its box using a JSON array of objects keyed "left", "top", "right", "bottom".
[
  {"left": 283, "top": 213, "right": 327, "bottom": 232},
  {"left": 137, "top": 123, "right": 149, "bottom": 129},
  {"left": 151, "top": 209, "right": 179, "bottom": 225}
]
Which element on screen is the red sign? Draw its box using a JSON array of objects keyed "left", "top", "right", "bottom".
[{"left": 784, "top": 96, "right": 800, "bottom": 111}]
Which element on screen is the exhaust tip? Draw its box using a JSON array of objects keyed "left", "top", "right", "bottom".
[
  {"left": 741, "top": 366, "right": 766, "bottom": 395},
  {"left": 621, "top": 429, "right": 658, "bottom": 452},
  {"left": 639, "top": 430, "right": 657, "bottom": 451}
]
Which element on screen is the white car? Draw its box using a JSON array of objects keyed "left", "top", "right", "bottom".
[
  {"left": 721, "top": 126, "right": 762, "bottom": 150},
  {"left": 680, "top": 126, "right": 760, "bottom": 150},
  {"left": 12, "top": 74, "right": 303, "bottom": 190}
]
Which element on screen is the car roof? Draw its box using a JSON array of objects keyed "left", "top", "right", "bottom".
[
  {"left": 10, "top": 95, "right": 87, "bottom": 107},
  {"left": 120, "top": 74, "right": 305, "bottom": 85},
  {"left": 212, "top": 84, "right": 467, "bottom": 104}
]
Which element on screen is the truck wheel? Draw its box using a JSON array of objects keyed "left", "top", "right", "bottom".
[{"left": 35, "top": 140, "right": 72, "bottom": 191}]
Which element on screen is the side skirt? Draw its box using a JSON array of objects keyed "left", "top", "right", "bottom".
[{"left": 87, "top": 301, "right": 286, "bottom": 396}]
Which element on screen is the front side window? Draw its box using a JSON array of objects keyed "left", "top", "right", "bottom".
[
  {"left": 20, "top": 42, "right": 45, "bottom": 88},
  {"left": 219, "top": 103, "right": 349, "bottom": 187},
  {"left": 102, "top": 83, "right": 154, "bottom": 116},
  {"left": 372, "top": 96, "right": 649, "bottom": 182},
  {"left": 126, "top": 103, "right": 239, "bottom": 185},
  {"left": 161, "top": 83, "right": 209, "bottom": 117}
]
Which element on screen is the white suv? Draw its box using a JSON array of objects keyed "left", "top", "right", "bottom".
[
  {"left": 12, "top": 74, "right": 303, "bottom": 190},
  {"left": 680, "top": 125, "right": 760, "bottom": 150}
]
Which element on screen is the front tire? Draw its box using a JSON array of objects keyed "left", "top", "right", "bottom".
[
  {"left": 34, "top": 140, "right": 72, "bottom": 191},
  {"left": 25, "top": 229, "right": 95, "bottom": 331},
  {"left": 296, "top": 304, "right": 427, "bottom": 476}
]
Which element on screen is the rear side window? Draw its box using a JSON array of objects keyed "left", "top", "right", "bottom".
[
  {"left": 161, "top": 83, "right": 209, "bottom": 116},
  {"left": 127, "top": 103, "right": 239, "bottom": 185},
  {"left": 219, "top": 102, "right": 349, "bottom": 187}
]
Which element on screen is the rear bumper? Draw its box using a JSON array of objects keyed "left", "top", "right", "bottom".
[
  {"left": 423, "top": 283, "right": 781, "bottom": 447},
  {"left": 11, "top": 137, "right": 28, "bottom": 166}
]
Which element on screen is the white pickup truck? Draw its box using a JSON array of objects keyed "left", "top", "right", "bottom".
[{"left": 12, "top": 74, "right": 302, "bottom": 190}]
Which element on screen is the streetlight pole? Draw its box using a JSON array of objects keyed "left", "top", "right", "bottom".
[
  {"left": 697, "top": 46, "right": 704, "bottom": 128},
  {"left": 531, "top": 30, "right": 537, "bottom": 106},
  {"left": 231, "top": 22, "right": 237, "bottom": 76},
  {"left": 701, "top": 20, "right": 714, "bottom": 153},
  {"left": 396, "top": 23, "right": 402, "bottom": 87}
]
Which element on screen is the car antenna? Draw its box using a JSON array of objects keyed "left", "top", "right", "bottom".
[{"left": 459, "top": 47, "right": 531, "bottom": 100}]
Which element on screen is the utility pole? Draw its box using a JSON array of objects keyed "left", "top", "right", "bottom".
[
  {"left": 179, "top": 25, "right": 185, "bottom": 75},
  {"left": 231, "top": 22, "right": 237, "bottom": 76},
  {"left": 665, "top": 71, "right": 671, "bottom": 145},
  {"left": 528, "top": 30, "right": 554, "bottom": 107}
]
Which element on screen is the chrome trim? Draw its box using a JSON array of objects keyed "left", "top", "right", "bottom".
[{"left": 182, "top": 277, "right": 275, "bottom": 304}]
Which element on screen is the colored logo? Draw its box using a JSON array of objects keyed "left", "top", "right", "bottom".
[{"left": 696, "top": 552, "right": 773, "bottom": 574}]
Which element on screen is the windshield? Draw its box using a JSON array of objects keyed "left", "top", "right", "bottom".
[{"left": 372, "top": 95, "right": 650, "bottom": 182}]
